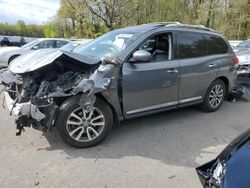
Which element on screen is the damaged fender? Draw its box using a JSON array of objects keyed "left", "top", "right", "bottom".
[{"left": 73, "top": 58, "right": 123, "bottom": 119}]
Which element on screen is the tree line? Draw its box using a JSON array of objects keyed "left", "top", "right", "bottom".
[
  {"left": 0, "top": 0, "right": 249, "bottom": 40},
  {"left": 0, "top": 20, "right": 45, "bottom": 38}
]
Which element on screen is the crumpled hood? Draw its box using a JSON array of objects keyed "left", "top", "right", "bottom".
[
  {"left": 0, "top": 47, "right": 21, "bottom": 54},
  {"left": 9, "top": 49, "right": 101, "bottom": 74}
]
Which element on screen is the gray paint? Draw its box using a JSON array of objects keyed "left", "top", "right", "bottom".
[
  {"left": 0, "top": 23, "right": 237, "bottom": 127},
  {"left": 122, "top": 60, "right": 180, "bottom": 115}
]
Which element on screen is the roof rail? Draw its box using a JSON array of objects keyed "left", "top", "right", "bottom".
[
  {"left": 166, "top": 23, "right": 214, "bottom": 32},
  {"left": 143, "top": 22, "right": 214, "bottom": 32},
  {"left": 144, "top": 22, "right": 181, "bottom": 26},
  {"left": 152, "top": 22, "right": 181, "bottom": 25}
]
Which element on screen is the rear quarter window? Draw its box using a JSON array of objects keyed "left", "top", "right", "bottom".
[
  {"left": 177, "top": 32, "right": 207, "bottom": 59},
  {"left": 205, "top": 34, "right": 229, "bottom": 55}
]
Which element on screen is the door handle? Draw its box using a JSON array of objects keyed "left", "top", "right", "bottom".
[
  {"left": 208, "top": 64, "right": 216, "bottom": 68},
  {"left": 167, "top": 69, "right": 178, "bottom": 74}
]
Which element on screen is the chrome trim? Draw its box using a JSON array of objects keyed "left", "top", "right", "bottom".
[
  {"left": 126, "top": 101, "right": 178, "bottom": 115},
  {"left": 179, "top": 96, "right": 202, "bottom": 104},
  {"left": 126, "top": 96, "right": 202, "bottom": 115}
]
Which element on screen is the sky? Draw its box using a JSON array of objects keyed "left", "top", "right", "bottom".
[{"left": 0, "top": 0, "right": 60, "bottom": 24}]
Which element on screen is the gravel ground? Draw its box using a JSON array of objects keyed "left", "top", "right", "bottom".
[{"left": 0, "top": 90, "right": 249, "bottom": 188}]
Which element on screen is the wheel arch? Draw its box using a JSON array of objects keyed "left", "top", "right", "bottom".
[
  {"left": 95, "top": 93, "right": 120, "bottom": 126},
  {"left": 8, "top": 54, "right": 20, "bottom": 64},
  {"left": 216, "top": 76, "right": 229, "bottom": 97},
  {"left": 54, "top": 92, "right": 122, "bottom": 126}
]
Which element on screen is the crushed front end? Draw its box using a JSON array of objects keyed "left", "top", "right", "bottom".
[
  {"left": 0, "top": 65, "right": 92, "bottom": 135},
  {"left": 0, "top": 51, "right": 118, "bottom": 136}
]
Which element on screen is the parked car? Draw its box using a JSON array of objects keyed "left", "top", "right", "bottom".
[
  {"left": 0, "top": 23, "right": 238, "bottom": 148},
  {"left": 229, "top": 40, "right": 242, "bottom": 48},
  {"left": 7, "top": 39, "right": 94, "bottom": 70},
  {"left": 0, "top": 38, "right": 70, "bottom": 68},
  {"left": 196, "top": 128, "right": 250, "bottom": 188},
  {"left": 236, "top": 50, "right": 250, "bottom": 75},
  {"left": 60, "top": 39, "right": 93, "bottom": 52},
  {"left": 0, "top": 36, "right": 10, "bottom": 46},
  {"left": 234, "top": 39, "right": 250, "bottom": 52}
]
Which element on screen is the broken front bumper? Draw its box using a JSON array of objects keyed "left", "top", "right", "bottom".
[{"left": 3, "top": 91, "right": 45, "bottom": 121}]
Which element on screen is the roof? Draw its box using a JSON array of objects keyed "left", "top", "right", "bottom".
[
  {"left": 115, "top": 22, "right": 216, "bottom": 34},
  {"left": 37, "top": 38, "right": 70, "bottom": 42}
]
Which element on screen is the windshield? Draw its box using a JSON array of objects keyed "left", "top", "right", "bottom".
[
  {"left": 60, "top": 42, "right": 80, "bottom": 52},
  {"left": 21, "top": 39, "right": 39, "bottom": 49},
  {"left": 73, "top": 31, "right": 141, "bottom": 58},
  {"left": 237, "top": 40, "right": 250, "bottom": 48}
]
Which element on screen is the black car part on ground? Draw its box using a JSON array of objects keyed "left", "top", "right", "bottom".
[
  {"left": 196, "top": 128, "right": 250, "bottom": 188},
  {"left": 228, "top": 73, "right": 250, "bottom": 102},
  {"left": 0, "top": 51, "right": 121, "bottom": 136}
]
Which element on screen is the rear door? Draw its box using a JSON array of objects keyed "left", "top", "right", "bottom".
[
  {"left": 122, "top": 33, "right": 180, "bottom": 116},
  {"left": 177, "top": 31, "right": 217, "bottom": 103}
]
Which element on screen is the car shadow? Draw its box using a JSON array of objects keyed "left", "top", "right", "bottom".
[{"left": 38, "top": 102, "right": 247, "bottom": 168}]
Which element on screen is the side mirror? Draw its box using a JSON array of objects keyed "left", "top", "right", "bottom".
[
  {"left": 131, "top": 50, "right": 152, "bottom": 63},
  {"left": 32, "top": 46, "right": 38, "bottom": 50}
]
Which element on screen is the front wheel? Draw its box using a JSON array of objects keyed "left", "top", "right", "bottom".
[
  {"left": 55, "top": 96, "right": 113, "bottom": 148},
  {"left": 200, "top": 79, "right": 226, "bottom": 112}
]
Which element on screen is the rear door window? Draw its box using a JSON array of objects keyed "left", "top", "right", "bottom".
[
  {"left": 177, "top": 32, "right": 207, "bottom": 59},
  {"left": 205, "top": 34, "right": 229, "bottom": 54}
]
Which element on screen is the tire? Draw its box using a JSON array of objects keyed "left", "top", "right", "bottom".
[
  {"left": 8, "top": 55, "right": 19, "bottom": 64},
  {"left": 55, "top": 95, "right": 113, "bottom": 148},
  {"left": 200, "top": 79, "right": 226, "bottom": 112}
]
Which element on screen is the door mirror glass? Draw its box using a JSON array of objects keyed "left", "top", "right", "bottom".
[{"left": 132, "top": 50, "right": 152, "bottom": 63}]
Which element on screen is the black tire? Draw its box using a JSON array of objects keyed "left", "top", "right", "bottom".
[
  {"left": 55, "top": 95, "right": 113, "bottom": 148},
  {"left": 8, "top": 55, "right": 19, "bottom": 64},
  {"left": 200, "top": 79, "right": 226, "bottom": 112}
]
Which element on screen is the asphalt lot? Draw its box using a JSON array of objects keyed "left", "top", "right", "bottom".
[{"left": 0, "top": 91, "right": 249, "bottom": 188}]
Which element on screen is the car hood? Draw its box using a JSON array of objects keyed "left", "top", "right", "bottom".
[
  {"left": 9, "top": 49, "right": 101, "bottom": 74},
  {"left": 0, "top": 47, "right": 21, "bottom": 54}
]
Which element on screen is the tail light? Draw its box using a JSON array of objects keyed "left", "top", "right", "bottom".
[{"left": 233, "top": 56, "right": 239, "bottom": 65}]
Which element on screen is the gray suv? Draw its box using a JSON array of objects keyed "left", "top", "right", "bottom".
[{"left": 0, "top": 23, "right": 237, "bottom": 148}]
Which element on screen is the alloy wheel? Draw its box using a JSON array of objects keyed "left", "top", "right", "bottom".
[
  {"left": 208, "top": 84, "right": 224, "bottom": 108},
  {"left": 66, "top": 107, "right": 105, "bottom": 142}
]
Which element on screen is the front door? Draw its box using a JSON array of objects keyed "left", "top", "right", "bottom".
[{"left": 122, "top": 33, "right": 180, "bottom": 116}]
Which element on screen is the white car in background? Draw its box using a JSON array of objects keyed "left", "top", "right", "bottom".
[
  {"left": 236, "top": 50, "right": 250, "bottom": 75},
  {"left": 60, "top": 39, "right": 93, "bottom": 52},
  {"left": 8, "top": 39, "right": 93, "bottom": 71},
  {"left": 0, "top": 38, "right": 70, "bottom": 68}
]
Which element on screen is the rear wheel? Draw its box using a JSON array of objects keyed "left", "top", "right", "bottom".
[
  {"left": 200, "top": 79, "right": 226, "bottom": 112},
  {"left": 55, "top": 96, "right": 113, "bottom": 148}
]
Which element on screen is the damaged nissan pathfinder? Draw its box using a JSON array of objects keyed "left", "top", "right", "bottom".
[{"left": 0, "top": 23, "right": 238, "bottom": 148}]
